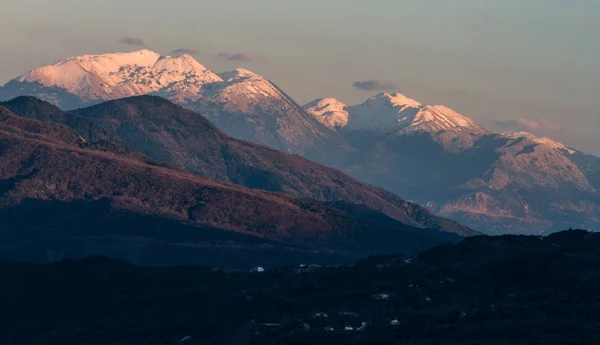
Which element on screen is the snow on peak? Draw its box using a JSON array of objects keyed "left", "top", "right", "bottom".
[
  {"left": 218, "top": 68, "right": 259, "bottom": 82},
  {"left": 502, "top": 131, "right": 576, "bottom": 154},
  {"left": 303, "top": 98, "right": 349, "bottom": 129},
  {"left": 372, "top": 92, "right": 422, "bottom": 108},
  {"left": 346, "top": 92, "right": 488, "bottom": 135},
  {"left": 18, "top": 50, "right": 161, "bottom": 83},
  {"left": 13, "top": 49, "right": 282, "bottom": 111},
  {"left": 13, "top": 49, "right": 223, "bottom": 102},
  {"left": 406, "top": 105, "right": 486, "bottom": 134},
  {"left": 153, "top": 54, "right": 213, "bottom": 75},
  {"left": 208, "top": 68, "right": 289, "bottom": 113}
]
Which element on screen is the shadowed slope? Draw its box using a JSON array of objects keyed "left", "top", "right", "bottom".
[
  {"left": 0, "top": 107, "right": 462, "bottom": 266},
  {"left": 3, "top": 96, "right": 476, "bottom": 236}
]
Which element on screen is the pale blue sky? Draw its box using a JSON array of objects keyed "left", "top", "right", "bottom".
[{"left": 1, "top": 0, "right": 598, "bottom": 153}]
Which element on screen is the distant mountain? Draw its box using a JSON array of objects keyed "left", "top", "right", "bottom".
[
  {"left": 305, "top": 93, "right": 600, "bottom": 234},
  {"left": 0, "top": 50, "right": 346, "bottom": 160},
  {"left": 305, "top": 93, "right": 489, "bottom": 152},
  {"left": 0, "top": 105, "right": 464, "bottom": 266},
  {"left": 1, "top": 96, "right": 475, "bottom": 237},
  {"left": 4, "top": 50, "right": 598, "bottom": 234},
  {"left": 302, "top": 98, "right": 349, "bottom": 129},
  {"left": 1, "top": 50, "right": 220, "bottom": 108},
  {"left": 0, "top": 96, "right": 109, "bottom": 141}
]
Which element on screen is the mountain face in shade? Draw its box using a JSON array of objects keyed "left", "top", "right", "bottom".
[
  {"left": 0, "top": 106, "right": 465, "bottom": 266},
  {"left": 0, "top": 50, "right": 345, "bottom": 159},
  {"left": 304, "top": 94, "right": 600, "bottom": 234},
  {"left": 1, "top": 96, "right": 475, "bottom": 237}
]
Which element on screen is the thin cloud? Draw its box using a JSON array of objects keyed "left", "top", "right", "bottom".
[
  {"left": 171, "top": 48, "right": 201, "bottom": 56},
  {"left": 353, "top": 80, "right": 398, "bottom": 92},
  {"left": 217, "top": 52, "right": 263, "bottom": 62},
  {"left": 492, "top": 118, "right": 561, "bottom": 132},
  {"left": 119, "top": 37, "right": 146, "bottom": 46}
]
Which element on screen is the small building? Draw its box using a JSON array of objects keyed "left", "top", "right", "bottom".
[{"left": 373, "top": 293, "right": 390, "bottom": 300}]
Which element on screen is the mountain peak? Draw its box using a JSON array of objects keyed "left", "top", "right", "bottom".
[
  {"left": 303, "top": 98, "right": 349, "bottom": 129},
  {"left": 17, "top": 50, "right": 162, "bottom": 85},
  {"left": 1, "top": 50, "right": 343, "bottom": 156},
  {"left": 99, "top": 94, "right": 181, "bottom": 106},
  {"left": 154, "top": 53, "right": 213, "bottom": 75},
  {"left": 373, "top": 92, "right": 422, "bottom": 108},
  {"left": 346, "top": 93, "right": 488, "bottom": 136},
  {"left": 1, "top": 96, "right": 66, "bottom": 121},
  {"left": 130, "top": 49, "right": 161, "bottom": 57},
  {"left": 502, "top": 131, "right": 576, "bottom": 154},
  {"left": 5, "top": 49, "right": 223, "bottom": 109},
  {"left": 218, "top": 68, "right": 260, "bottom": 82}
]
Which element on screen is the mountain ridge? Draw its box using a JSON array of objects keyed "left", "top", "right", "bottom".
[
  {"left": 0, "top": 49, "right": 346, "bottom": 159},
  {"left": 0, "top": 105, "right": 466, "bottom": 266},
  {"left": 3, "top": 50, "right": 599, "bottom": 234},
  {"left": 1, "top": 95, "right": 475, "bottom": 236},
  {"left": 302, "top": 90, "right": 600, "bottom": 233},
  {"left": 305, "top": 92, "right": 489, "bottom": 137}
]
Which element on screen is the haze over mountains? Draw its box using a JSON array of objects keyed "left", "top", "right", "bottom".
[
  {"left": 1, "top": 50, "right": 599, "bottom": 234},
  {"left": 304, "top": 94, "right": 600, "bottom": 234},
  {"left": 0, "top": 103, "right": 469, "bottom": 267}
]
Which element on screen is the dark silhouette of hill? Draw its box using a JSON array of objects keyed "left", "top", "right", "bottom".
[
  {"left": 1, "top": 96, "right": 476, "bottom": 236},
  {"left": 1, "top": 96, "right": 109, "bottom": 141},
  {"left": 0, "top": 106, "right": 461, "bottom": 266},
  {"left": 2, "top": 230, "right": 599, "bottom": 344}
]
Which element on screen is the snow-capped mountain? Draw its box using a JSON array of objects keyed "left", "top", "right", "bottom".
[
  {"left": 2, "top": 49, "right": 599, "bottom": 235},
  {"left": 305, "top": 93, "right": 488, "bottom": 136},
  {"left": 201, "top": 68, "right": 343, "bottom": 156},
  {"left": 501, "top": 131, "right": 577, "bottom": 155},
  {"left": 0, "top": 50, "right": 344, "bottom": 158},
  {"left": 6, "top": 50, "right": 222, "bottom": 108},
  {"left": 303, "top": 98, "right": 349, "bottom": 129},
  {"left": 304, "top": 92, "right": 600, "bottom": 234},
  {"left": 305, "top": 92, "right": 489, "bottom": 151}
]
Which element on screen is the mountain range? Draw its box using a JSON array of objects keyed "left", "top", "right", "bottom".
[
  {"left": 0, "top": 97, "right": 471, "bottom": 266},
  {"left": 1, "top": 49, "right": 599, "bottom": 234},
  {"left": 0, "top": 50, "right": 344, "bottom": 160},
  {"left": 304, "top": 94, "right": 600, "bottom": 234}
]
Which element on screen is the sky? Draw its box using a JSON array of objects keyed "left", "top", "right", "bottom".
[{"left": 1, "top": 0, "right": 599, "bottom": 154}]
